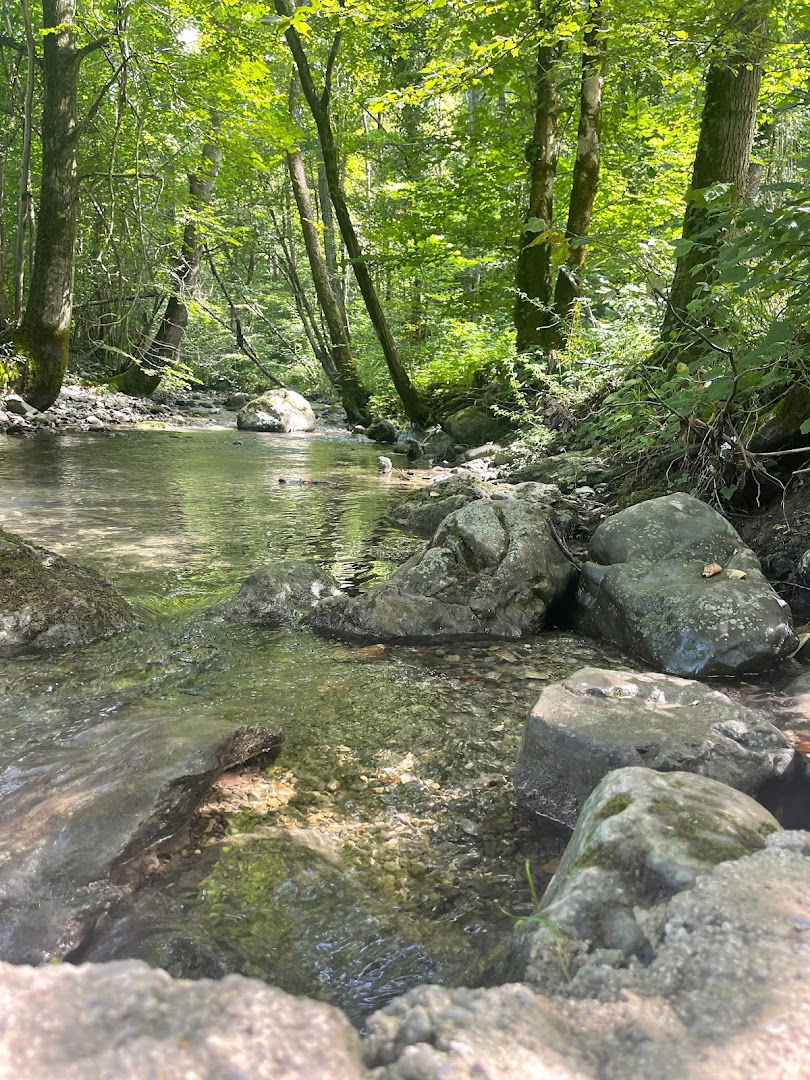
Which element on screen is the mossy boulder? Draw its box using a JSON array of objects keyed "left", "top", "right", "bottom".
[
  {"left": 578, "top": 493, "right": 797, "bottom": 676},
  {"left": 236, "top": 389, "right": 316, "bottom": 433},
  {"left": 444, "top": 406, "right": 510, "bottom": 448},
  {"left": 514, "top": 767, "right": 780, "bottom": 982},
  {"left": 0, "top": 529, "right": 136, "bottom": 654},
  {"left": 514, "top": 667, "right": 796, "bottom": 830}
]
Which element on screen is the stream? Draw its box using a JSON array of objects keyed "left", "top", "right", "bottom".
[{"left": 0, "top": 424, "right": 726, "bottom": 1024}]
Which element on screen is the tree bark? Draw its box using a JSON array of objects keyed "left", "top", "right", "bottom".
[
  {"left": 553, "top": 7, "right": 606, "bottom": 335},
  {"left": 114, "top": 136, "right": 222, "bottom": 395},
  {"left": 16, "top": 0, "right": 80, "bottom": 410},
  {"left": 276, "top": 0, "right": 430, "bottom": 426},
  {"left": 660, "top": 6, "right": 769, "bottom": 352},
  {"left": 514, "top": 40, "right": 560, "bottom": 356},
  {"left": 286, "top": 122, "right": 370, "bottom": 424},
  {"left": 13, "top": 0, "right": 36, "bottom": 322}
]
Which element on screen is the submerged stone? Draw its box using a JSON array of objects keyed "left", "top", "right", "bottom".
[
  {"left": 514, "top": 667, "right": 796, "bottom": 830},
  {"left": 577, "top": 493, "right": 797, "bottom": 676},
  {"left": 221, "top": 561, "right": 342, "bottom": 628},
  {"left": 0, "top": 528, "right": 137, "bottom": 655}
]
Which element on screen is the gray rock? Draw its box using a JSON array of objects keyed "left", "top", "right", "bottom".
[
  {"left": 0, "top": 960, "right": 364, "bottom": 1079},
  {"left": 225, "top": 391, "right": 253, "bottom": 410},
  {"left": 315, "top": 497, "right": 576, "bottom": 641},
  {"left": 514, "top": 667, "right": 795, "bottom": 829},
  {"left": 221, "top": 561, "right": 342, "bottom": 628},
  {"left": 578, "top": 493, "right": 797, "bottom": 677},
  {"left": 365, "top": 418, "right": 399, "bottom": 444},
  {"left": 366, "top": 834, "right": 810, "bottom": 1079},
  {"left": 458, "top": 442, "right": 501, "bottom": 463},
  {"left": 377, "top": 456, "right": 393, "bottom": 474},
  {"left": 387, "top": 473, "right": 492, "bottom": 537},
  {"left": 4, "top": 393, "right": 36, "bottom": 417},
  {"left": 510, "top": 451, "right": 609, "bottom": 491},
  {"left": 0, "top": 528, "right": 137, "bottom": 655},
  {"left": 420, "top": 425, "right": 457, "bottom": 464},
  {"left": 236, "top": 389, "right": 316, "bottom": 433},
  {"left": 514, "top": 767, "right": 780, "bottom": 982},
  {"left": 444, "top": 406, "right": 509, "bottom": 447}
]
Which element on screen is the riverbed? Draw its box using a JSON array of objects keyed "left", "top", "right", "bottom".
[{"left": 0, "top": 426, "right": 692, "bottom": 1022}]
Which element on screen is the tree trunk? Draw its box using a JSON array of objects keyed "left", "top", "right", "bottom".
[
  {"left": 552, "top": 7, "right": 606, "bottom": 336},
  {"left": 286, "top": 129, "right": 370, "bottom": 424},
  {"left": 514, "top": 40, "right": 560, "bottom": 356},
  {"left": 16, "top": 0, "right": 80, "bottom": 410},
  {"left": 660, "top": 7, "right": 768, "bottom": 352},
  {"left": 276, "top": 0, "right": 430, "bottom": 426},
  {"left": 114, "top": 137, "right": 222, "bottom": 396},
  {"left": 13, "top": 0, "right": 36, "bottom": 322}
]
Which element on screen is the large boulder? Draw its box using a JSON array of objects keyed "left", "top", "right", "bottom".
[
  {"left": 365, "top": 417, "right": 399, "bottom": 444},
  {"left": 221, "top": 561, "right": 342, "bottom": 628},
  {"left": 365, "top": 831, "right": 810, "bottom": 1079},
  {"left": 0, "top": 529, "right": 136, "bottom": 655},
  {"left": 514, "top": 767, "right": 780, "bottom": 980},
  {"left": 578, "top": 493, "right": 797, "bottom": 676},
  {"left": 443, "top": 406, "right": 509, "bottom": 448},
  {"left": 0, "top": 960, "right": 364, "bottom": 1079},
  {"left": 514, "top": 667, "right": 796, "bottom": 830},
  {"left": 314, "top": 497, "right": 576, "bottom": 641},
  {"left": 236, "top": 389, "right": 316, "bottom": 433}
]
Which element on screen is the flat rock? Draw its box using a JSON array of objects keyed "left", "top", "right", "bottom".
[
  {"left": 0, "top": 714, "right": 280, "bottom": 963},
  {"left": 514, "top": 767, "right": 780, "bottom": 980},
  {"left": 315, "top": 497, "right": 576, "bottom": 641},
  {"left": 221, "top": 561, "right": 342, "bottom": 628},
  {"left": 578, "top": 493, "right": 797, "bottom": 676},
  {"left": 0, "top": 528, "right": 137, "bottom": 655},
  {"left": 236, "top": 389, "right": 316, "bottom": 433},
  {"left": 365, "top": 833, "right": 810, "bottom": 1078},
  {"left": 509, "top": 451, "right": 609, "bottom": 491},
  {"left": 0, "top": 960, "right": 364, "bottom": 1079},
  {"left": 514, "top": 667, "right": 796, "bottom": 829}
]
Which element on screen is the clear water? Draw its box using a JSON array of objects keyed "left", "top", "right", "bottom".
[{"left": 0, "top": 426, "right": 630, "bottom": 1023}]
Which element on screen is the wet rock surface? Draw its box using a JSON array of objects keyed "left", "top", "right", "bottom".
[
  {"left": 0, "top": 960, "right": 364, "bottom": 1079},
  {"left": 515, "top": 768, "right": 780, "bottom": 981},
  {"left": 0, "top": 528, "right": 137, "bottom": 655},
  {"left": 0, "top": 712, "right": 280, "bottom": 964},
  {"left": 366, "top": 833, "right": 810, "bottom": 1077},
  {"left": 578, "top": 493, "right": 797, "bottom": 676},
  {"left": 221, "top": 561, "right": 342, "bottom": 628},
  {"left": 514, "top": 667, "right": 796, "bottom": 829},
  {"left": 237, "top": 389, "right": 316, "bottom": 433},
  {"left": 315, "top": 497, "right": 577, "bottom": 641}
]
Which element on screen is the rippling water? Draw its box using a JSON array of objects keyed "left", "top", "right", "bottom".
[{"left": 0, "top": 426, "right": 630, "bottom": 1023}]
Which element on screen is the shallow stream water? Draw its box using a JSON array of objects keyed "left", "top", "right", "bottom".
[{"left": 0, "top": 425, "right": 704, "bottom": 1022}]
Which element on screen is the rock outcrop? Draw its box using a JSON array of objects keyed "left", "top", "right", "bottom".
[
  {"left": 0, "top": 960, "right": 364, "bottom": 1079},
  {"left": 221, "top": 561, "right": 342, "bottom": 628},
  {"left": 314, "top": 497, "right": 576, "bottom": 641},
  {"left": 578, "top": 493, "right": 797, "bottom": 676},
  {"left": 0, "top": 529, "right": 137, "bottom": 655},
  {"left": 514, "top": 667, "right": 796, "bottom": 829},
  {"left": 236, "top": 389, "right": 316, "bottom": 433}
]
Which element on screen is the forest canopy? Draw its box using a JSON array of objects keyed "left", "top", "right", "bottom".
[{"left": 0, "top": 0, "right": 808, "bottom": 493}]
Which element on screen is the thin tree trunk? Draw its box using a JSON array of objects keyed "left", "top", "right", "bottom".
[
  {"left": 13, "top": 0, "right": 36, "bottom": 322},
  {"left": 317, "top": 161, "right": 345, "bottom": 325},
  {"left": 660, "top": 6, "right": 769, "bottom": 353},
  {"left": 16, "top": 0, "right": 80, "bottom": 410},
  {"left": 114, "top": 136, "right": 222, "bottom": 395},
  {"left": 514, "top": 40, "right": 560, "bottom": 357},
  {"left": 552, "top": 6, "right": 606, "bottom": 338},
  {"left": 286, "top": 91, "right": 370, "bottom": 424},
  {"left": 276, "top": 0, "right": 430, "bottom": 426}
]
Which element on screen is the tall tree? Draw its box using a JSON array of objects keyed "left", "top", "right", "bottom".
[
  {"left": 659, "top": 3, "right": 770, "bottom": 355},
  {"left": 114, "top": 134, "right": 222, "bottom": 395},
  {"left": 274, "top": 0, "right": 430, "bottom": 426}
]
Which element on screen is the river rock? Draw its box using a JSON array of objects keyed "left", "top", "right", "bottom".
[
  {"left": 366, "top": 831, "right": 810, "bottom": 1079},
  {"left": 509, "top": 451, "right": 609, "bottom": 491},
  {"left": 514, "top": 667, "right": 796, "bottom": 830},
  {"left": 365, "top": 417, "right": 399, "bottom": 444},
  {"left": 514, "top": 767, "right": 780, "bottom": 983},
  {"left": 236, "top": 389, "right": 316, "bottom": 433},
  {"left": 420, "top": 425, "right": 458, "bottom": 464},
  {"left": 444, "top": 406, "right": 509, "bottom": 447},
  {"left": 0, "top": 960, "right": 364, "bottom": 1079},
  {"left": 0, "top": 717, "right": 280, "bottom": 964},
  {"left": 577, "top": 493, "right": 797, "bottom": 676},
  {"left": 314, "top": 497, "right": 576, "bottom": 641},
  {"left": 225, "top": 391, "right": 252, "bottom": 410},
  {"left": 221, "top": 561, "right": 342, "bottom": 628},
  {"left": 0, "top": 528, "right": 137, "bottom": 655},
  {"left": 388, "top": 473, "right": 492, "bottom": 537}
]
